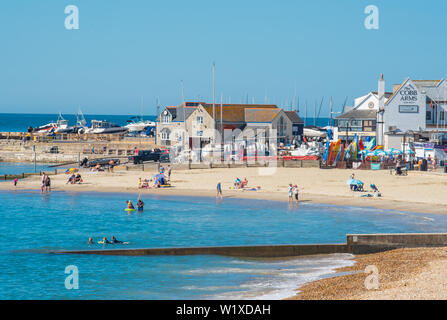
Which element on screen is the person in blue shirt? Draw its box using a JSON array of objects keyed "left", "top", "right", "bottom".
[{"left": 216, "top": 182, "right": 223, "bottom": 199}]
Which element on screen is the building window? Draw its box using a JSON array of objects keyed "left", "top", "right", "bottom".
[
  {"left": 197, "top": 116, "right": 203, "bottom": 124},
  {"left": 292, "top": 125, "right": 299, "bottom": 135},
  {"left": 196, "top": 130, "right": 203, "bottom": 136},
  {"left": 426, "top": 110, "right": 432, "bottom": 121},
  {"left": 338, "top": 119, "right": 362, "bottom": 132},
  {"left": 161, "top": 131, "right": 170, "bottom": 140},
  {"left": 278, "top": 117, "right": 286, "bottom": 137},
  {"left": 363, "top": 120, "right": 376, "bottom": 132},
  {"left": 162, "top": 114, "right": 170, "bottom": 124},
  {"left": 440, "top": 111, "right": 445, "bottom": 121}
]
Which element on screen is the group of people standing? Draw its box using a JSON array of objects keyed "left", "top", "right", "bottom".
[
  {"left": 41, "top": 172, "right": 51, "bottom": 193},
  {"left": 288, "top": 184, "right": 299, "bottom": 204},
  {"left": 126, "top": 199, "right": 144, "bottom": 211}
]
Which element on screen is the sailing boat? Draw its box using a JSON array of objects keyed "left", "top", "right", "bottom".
[{"left": 73, "top": 109, "right": 89, "bottom": 134}]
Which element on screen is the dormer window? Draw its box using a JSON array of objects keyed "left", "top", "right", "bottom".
[{"left": 162, "top": 110, "right": 171, "bottom": 124}]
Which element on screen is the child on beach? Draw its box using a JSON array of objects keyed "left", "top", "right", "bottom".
[{"left": 13, "top": 178, "right": 18, "bottom": 187}]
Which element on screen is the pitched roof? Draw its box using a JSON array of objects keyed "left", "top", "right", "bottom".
[
  {"left": 387, "top": 79, "right": 443, "bottom": 105},
  {"left": 201, "top": 104, "right": 278, "bottom": 122},
  {"left": 284, "top": 111, "right": 304, "bottom": 124},
  {"left": 245, "top": 108, "right": 281, "bottom": 122},
  {"left": 163, "top": 104, "right": 199, "bottom": 121},
  {"left": 335, "top": 109, "right": 377, "bottom": 120}
]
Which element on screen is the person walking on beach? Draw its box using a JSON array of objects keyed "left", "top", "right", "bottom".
[
  {"left": 293, "top": 184, "right": 299, "bottom": 204},
  {"left": 45, "top": 176, "right": 51, "bottom": 192},
  {"left": 167, "top": 165, "right": 172, "bottom": 181},
  {"left": 109, "top": 159, "right": 115, "bottom": 173},
  {"left": 13, "top": 178, "right": 18, "bottom": 188},
  {"left": 216, "top": 182, "right": 223, "bottom": 199},
  {"left": 41, "top": 172, "right": 46, "bottom": 193},
  {"left": 288, "top": 184, "right": 293, "bottom": 203}
]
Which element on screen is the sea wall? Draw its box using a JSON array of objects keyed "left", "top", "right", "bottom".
[
  {"left": 55, "top": 233, "right": 447, "bottom": 258},
  {"left": 347, "top": 233, "right": 447, "bottom": 247},
  {"left": 55, "top": 244, "right": 349, "bottom": 258}
]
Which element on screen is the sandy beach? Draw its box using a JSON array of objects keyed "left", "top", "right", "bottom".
[
  {"left": 2, "top": 165, "right": 447, "bottom": 299},
  {"left": 2, "top": 166, "right": 446, "bottom": 214}
]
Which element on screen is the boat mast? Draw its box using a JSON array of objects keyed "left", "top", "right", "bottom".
[
  {"left": 305, "top": 100, "right": 308, "bottom": 126},
  {"left": 329, "top": 97, "right": 333, "bottom": 127},
  {"left": 212, "top": 62, "right": 216, "bottom": 144},
  {"left": 156, "top": 97, "right": 160, "bottom": 121},
  {"left": 140, "top": 96, "right": 144, "bottom": 121},
  {"left": 181, "top": 80, "right": 186, "bottom": 136}
]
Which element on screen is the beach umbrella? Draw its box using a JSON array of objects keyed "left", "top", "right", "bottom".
[
  {"left": 346, "top": 179, "right": 364, "bottom": 186},
  {"left": 387, "top": 148, "right": 403, "bottom": 156},
  {"left": 373, "top": 149, "right": 386, "bottom": 157}
]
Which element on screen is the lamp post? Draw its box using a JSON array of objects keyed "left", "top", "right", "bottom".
[{"left": 344, "top": 117, "right": 355, "bottom": 147}]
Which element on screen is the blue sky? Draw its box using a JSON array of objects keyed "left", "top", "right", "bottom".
[{"left": 1, "top": 0, "right": 447, "bottom": 115}]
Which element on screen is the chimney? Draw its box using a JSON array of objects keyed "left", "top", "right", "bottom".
[{"left": 377, "top": 74, "right": 385, "bottom": 146}]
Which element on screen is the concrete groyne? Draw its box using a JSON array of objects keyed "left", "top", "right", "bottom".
[{"left": 53, "top": 233, "right": 447, "bottom": 258}]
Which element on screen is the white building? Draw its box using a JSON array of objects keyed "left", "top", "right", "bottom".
[
  {"left": 336, "top": 90, "right": 392, "bottom": 142},
  {"left": 379, "top": 77, "right": 447, "bottom": 148}
]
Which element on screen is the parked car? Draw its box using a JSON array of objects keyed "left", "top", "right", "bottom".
[
  {"left": 159, "top": 153, "right": 171, "bottom": 163},
  {"left": 87, "top": 158, "right": 120, "bottom": 167},
  {"left": 129, "top": 149, "right": 163, "bottom": 164}
]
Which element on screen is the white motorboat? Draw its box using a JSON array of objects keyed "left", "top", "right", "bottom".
[
  {"left": 84, "top": 120, "right": 128, "bottom": 134},
  {"left": 125, "top": 117, "right": 156, "bottom": 132}
]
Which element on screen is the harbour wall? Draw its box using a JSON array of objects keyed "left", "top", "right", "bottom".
[
  {"left": 54, "top": 233, "right": 447, "bottom": 258},
  {"left": 347, "top": 233, "right": 447, "bottom": 247}
]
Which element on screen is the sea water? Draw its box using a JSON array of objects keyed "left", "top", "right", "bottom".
[
  {"left": 0, "top": 190, "right": 446, "bottom": 300},
  {"left": 0, "top": 113, "right": 329, "bottom": 132},
  {"left": 0, "top": 113, "right": 157, "bottom": 133},
  {"left": 0, "top": 162, "right": 55, "bottom": 175}
]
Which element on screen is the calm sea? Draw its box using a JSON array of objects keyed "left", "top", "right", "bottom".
[
  {"left": 0, "top": 190, "right": 444, "bottom": 299},
  {"left": 0, "top": 113, "right": 329, "bottom": 132},
  {"left": 0, "top": 113, "right": 157, "bottom": 133}
]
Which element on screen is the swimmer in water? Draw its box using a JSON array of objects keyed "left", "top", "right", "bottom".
[
  {"left": 88, "top": 237, "right": 93, "bottom": 245},
  {"left": 126, "top": 200, "right": 135, "bottom": 209},
  {"left": 111, "top": 236, "right": 123, "bottom": 244},
  {"left": 137, "top": 199, "right": 144, "bottom": 211},
  {"left": 100, "top": 237, "right": 111, "bottom": 244}
]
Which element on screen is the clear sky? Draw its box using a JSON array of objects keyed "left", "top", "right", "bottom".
[{"left": 1, "top": 0, "right": 447, "bottom": 115}]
